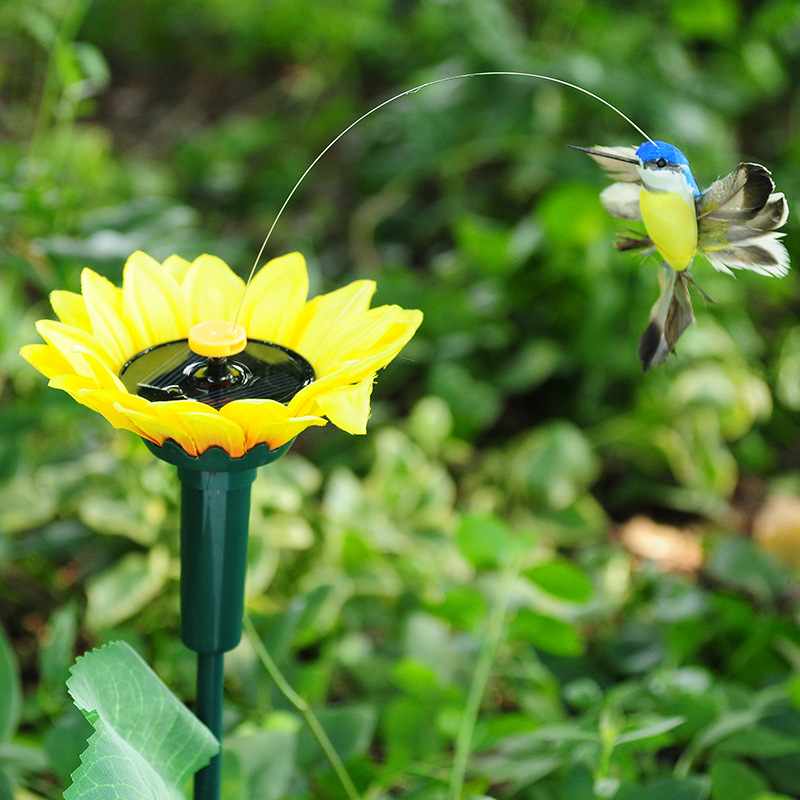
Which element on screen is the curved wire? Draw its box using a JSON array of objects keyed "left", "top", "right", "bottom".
[{"left": 233, "top": 71, "right": 653, "bottom": 324}]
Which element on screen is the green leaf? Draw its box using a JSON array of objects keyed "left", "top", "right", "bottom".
[
  {"left": 44, "top": 712, "right": 93, "bottom": 787},
  {"left": 524, "top": 558, "right": 593, "bottom": 604},
  {"left": 788, "top": 675, "right": 800, "bottom": 711},
  {"left": 669, "top": 0, "right": 740, "bottom": 41},
  {"left": 392, "top": 659, "right": 442, "bottom": 698},
  {"left": 508, "top": 422, "right": 600, "bottom": 510},
  {"left": 710, "top": 761, "right": 769, "bottom": 800},
  {"left": 428, "top": 362, "right": 502, "bottom": 438},
  {"left": 384, "top": 695, "right": 445, "bottom": 773},
  {"left": 0, "top": 624, "right": 21, "bottom": 743},
  {"left": 456, "top": 514, "right": 515, "bottom": 570},
  {"left": 753, "top": 794, "right": 798, "bottom": 800},
  {"left": 225, "top": 728, "right": 297, "bottom": 800},
  {"left": 613, "top": 776, "right": 709, "bottom": 800},
  {"left": 40, "top": 602, "right": 79, "bottom": 693},
  {"left": 454, "top": 214, "right": 521, "bottom": 277},
  {"left": 0, "top": 771, "right": 12, "bottom": 800},
  {"left": 509, "top": 609, "right": 583, "bottom": 656},
  {"left": 705, "top": 537, "right": 792, "bottom": 605},
  {"left": 85, "top": 545, "right": 171, "bottom": 629},
  {"left": 715, "top": 726, "right": 800, "bottom": 758},
  {"left": 296, "top": 705, "right": 377, "bottom": 772},
  {"left": 538, "top": 182, "right": 609, "bottom": 246},
  {"left": 65, "top": 641, "right": 218, "bottom": 800},
  {"left": 479, "top": 732, "right": 569, "bottom": 792},
  {"left": 429, "top": 585, "right": 488, "bottom": 630},
  {"left": 615, "top": 716, "right": 686, "bottom": 746}
]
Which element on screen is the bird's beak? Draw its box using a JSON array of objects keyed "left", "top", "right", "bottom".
[{"left": 568, "top": 145, "right": 640, "bottom": 164}]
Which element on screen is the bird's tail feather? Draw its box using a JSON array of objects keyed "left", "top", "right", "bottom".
[{"left": 638, "top": 266, "right": 695, "bottom": 372}]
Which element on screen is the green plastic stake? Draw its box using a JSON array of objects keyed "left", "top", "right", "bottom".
[{"left": 145, "top": 438, "right": 292, "bottom": 800}]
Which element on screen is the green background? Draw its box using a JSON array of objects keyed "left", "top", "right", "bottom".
[{"left": 2, "top": 1, "right": 800, "bottom": 798}]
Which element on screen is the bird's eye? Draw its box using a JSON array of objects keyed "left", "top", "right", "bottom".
[{"left": 656, "top": 158, "right": 667, "bottom": 168}]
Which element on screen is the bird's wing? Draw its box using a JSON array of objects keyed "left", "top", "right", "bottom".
[
  {"left": 600, "top": 182, "right": 642, "bottom": 220},
  {"left": 579, "top": 144, "right": 653, "bottom": 253},
  {"left": 584, "top": 146, "right": 641, "bottom": 182},
  {"left": 699, "top": 235, "right": 789, "bottom": 277},
  {"left": 697, "top": 163, "right": 784, "bottom": 222},
  {"left": 697, "top": 163, "right": 790, "bottom": 277}
]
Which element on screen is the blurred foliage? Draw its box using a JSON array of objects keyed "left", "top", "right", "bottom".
[{"left": 3, "top": 0, "right": 800, "bottom": 798}]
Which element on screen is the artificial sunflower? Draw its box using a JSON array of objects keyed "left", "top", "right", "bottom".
[{"left": 21, "top": 251, "right": 423, "bottom": 458}]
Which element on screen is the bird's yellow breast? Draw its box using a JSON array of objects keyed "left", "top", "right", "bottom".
[{"left": 639, "top": 188, "right": 698, "bottom": 272}]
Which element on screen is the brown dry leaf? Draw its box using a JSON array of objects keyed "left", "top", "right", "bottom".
[
  {"left": 617, "top": 515, "right": 704, "bottom": 574},
  {"left": 752, "top": 494, "right": 800, "bottom": 569}
]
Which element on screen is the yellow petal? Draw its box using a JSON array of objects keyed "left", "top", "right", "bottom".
[
  {"left": 35, "top": 320, "right": 115, "bottom": 378},
  {"left": 150, "top": 400, "right": 246, "bottom": 457},
  {"left": 182, "top": 254, "right": 245, "bottom": 325},
  {"left": 81, "top": 269, "right": 136, "bottom": 371},
  {"left": 251, "top": 416, "right": 327, "bottom": 449},
  {"left": 49, "top": 378, "right": 150, "bottom": 436},
  {"left": 221, "top": 399, "right": 326, "bottom": 450},
  {"left": 162, "top": 255, "right": 192, "bottom": 284},
  {"left": 287, "top": 365, "right": 380, "bottom": 424},
  {"left": 74, "top": 350, "right": 129, "bottom": 392},
  {"left": 220, "top": 398, "right": 290, "bottom": 427},
  {"left": 20, "top": 343, "right": 74, "bottom": 379},
  {"left": 117, "top": 405, "right": 199, "bottom": 456},
  {"left": 320, "top": 308, "right": 423, "bottom": 379},
  {"left": 238, "top": 252, "right": 308, "bottom": 344},
  {"left": 292, "top": 280, "right": 377, "bottom": 360},
  {"left": 308, "top": 305, "right": 400, "bottom": 375},
  {"left": 315, "top": 373, "right": 375, "bottom": 434},
  {"left": 50, "top": 290, "right": 91, "bottom": 331},
  {"left": 291, "top": 313, "right": 421, "bottom": 400},
  {"left": 286, "top": 369, "right": 351, "bottom": 417},
  {"left": 122, "top": 251, "right": 192, "bottom": 352}
]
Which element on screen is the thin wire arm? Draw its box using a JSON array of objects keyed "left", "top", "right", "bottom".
[{"left": 232, "top": 71, "right": 653, "bottom": 325}]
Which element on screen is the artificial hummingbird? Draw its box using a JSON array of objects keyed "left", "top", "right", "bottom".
[{"left": 572, "top": 140, "right": 789, "bottom": 371}]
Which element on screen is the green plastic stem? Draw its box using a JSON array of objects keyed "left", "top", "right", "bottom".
[
  {"left": 177, "top": 467, "right": 256, "bottom": 653},
  {"left": 143, "top": 438, "right": 293, "bottom": 800},
  {"left": 194, "top": 653, "right": 225, "bottom": 800}
]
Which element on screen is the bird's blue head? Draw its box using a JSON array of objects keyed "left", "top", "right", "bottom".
[{"left": 635, "top": 141, "right": 700, "bottom": 196}]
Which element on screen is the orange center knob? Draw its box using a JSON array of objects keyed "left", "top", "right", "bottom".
[{"left": 188, "top": 321, "right": 247, "bottom": 357}]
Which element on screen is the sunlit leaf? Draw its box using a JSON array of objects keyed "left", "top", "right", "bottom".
[
  {"left": 85, "top": 545, "right": 171, "bottom": 629},
  {"left": 525, "top": 558, "right": 593, "bottom": 603},
  {"left": 225, "top": 728, "right": 297, "bottom": 800},
  {"left": 456, "top": 513, "right": 516, "bottom": 570},
  {"left": 65, "top": 641, "right": 218, "bottom": 800},
  {"left": 615, "top": 716, "right": 685, "bottom": 746},
  {"left": 509, "top": 609, "right": 583, "bottom": 656}
]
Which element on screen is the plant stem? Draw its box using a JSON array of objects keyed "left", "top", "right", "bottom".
[
  {"left": 30, "top": 0, "right": 92, "bottom": 162},
  {"left": 449, "top": 556, "right": 522, "bottom": 800},
  {"left": 243, "top": 614, "right": 361, "bottom": 800}
]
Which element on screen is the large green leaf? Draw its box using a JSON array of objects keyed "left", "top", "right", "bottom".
[
  {"left": 710, "top": 761, "right": 768, "bottom": 800},
  {"left": 456, "top": 514, "right": 523, "bottom": 570},
  {"left": 296, "top": 705, "right": 377, "bottom": 772},
  {"left": 85, "top": 546, "right": 171, "bottom": 630},
  {"left": 524, "top": 558, "right": 593, "bottom": 604},
  {"left": 224, "top": 728, "right": 297, "bottom": 800},
  {"left": 65, "top": 641, "right": 218, "bottom": 800},
  {"left": 509, "top": 609, "right": 583, "bottom": 656},
  {"left": 0, "top": 624, "right": 21, "bottom": 743}
]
